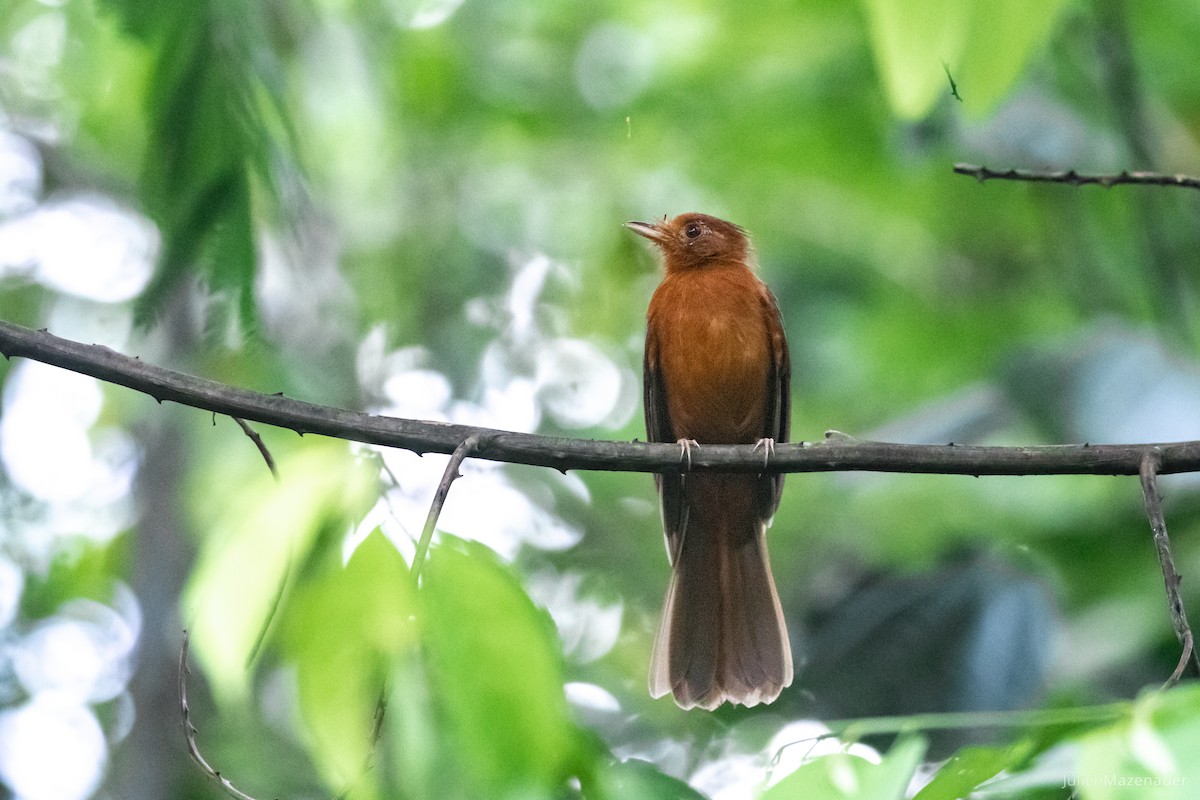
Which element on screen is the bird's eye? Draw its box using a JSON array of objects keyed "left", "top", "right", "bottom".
[{"left": 685, "top": 223, "right": 702, "bottom": 239}]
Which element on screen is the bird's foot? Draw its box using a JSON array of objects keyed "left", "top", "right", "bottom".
[
  {"left": 753, "top": 437, "right": 776, "bottom": 468},
  {"left": 677, "top": 439, "right": 700, "bottom": 470}
]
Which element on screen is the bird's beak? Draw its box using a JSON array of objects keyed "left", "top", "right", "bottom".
[{"left": 625, "top": 220, "right": 668, "bottom": 243}]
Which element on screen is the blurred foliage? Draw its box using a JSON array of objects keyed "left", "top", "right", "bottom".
[{"left": 3, "top": 0, "right": 1200, "bottom": 798}]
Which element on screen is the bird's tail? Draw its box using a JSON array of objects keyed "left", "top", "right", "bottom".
[{"left": 649, "top": 475, "right": 792, "bottom": 710}]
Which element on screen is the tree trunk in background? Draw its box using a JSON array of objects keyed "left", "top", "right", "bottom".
[
  {"left": 107, "top": 414, "right": 194, "bottom": 800},
  {"left": 108, "top": 296, "right": 201, "bottom": 800}
]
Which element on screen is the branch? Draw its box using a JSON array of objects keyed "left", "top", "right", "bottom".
[
  {"left": 1138, "top": 453, "right": 1200, "bottom": 684},
  {"left": 1165, "top": 631, "right": 1194, "bottom": 690},
  {"left": 232, "top": 417, "right": 278, "bottom": 479},
  {"left": 954, "top": 163, "right": 1200, "bottom": 192},
  {"left": 410, "top": 435, "right": 478, "bottom": 585},
  {"left": 5, "top": 319, "right": 1200, "bottom": 476},
  {"left": 179, "top": 630, "right": 264, "bottom": 800}
]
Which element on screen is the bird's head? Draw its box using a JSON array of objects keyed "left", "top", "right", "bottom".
[{"left": 626, "top": 213, "right": 750, "bottom": 271}]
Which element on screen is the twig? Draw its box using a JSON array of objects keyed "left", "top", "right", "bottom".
[
  {"left": 368, "top": 437, "right": 479, "bottom": 776},
  {"left": 1164, "top": 631, "right": 1194, "bottom": 690},
  {"left": 179, "top": 630, "right": 264, "bottom": 800},
  {"left": 5, "top": 321, "right": 1200, "bottom": 477},
  {"left": 825, "top": 700, "right": 1130, "bottom": 738},
  {"left": 953, "top": 163, "right": 1200, "bottom": 192},
  {"left": 329, "top": 686, "right": 389, "bottom": 800},
  {"left": 941, "top": 61, "right": 962, "bottom": 102},
  {"left": 1138, "top": 451, "right": 1200, "bottom": 683},
  {"left": 384, "top": 435, "right": 476, "bottom": 787},
  {"left": 233, "top": 417, "right": 278, "bottom": 479},
  {"left": 370, "top": 687, "right": 388, "bottom": 748},
  {"left": 245, "top": 549, "right": 292, "bottom": 671},
  {"left": 410, "top": 436, "right": 479, "bottom": 586}
]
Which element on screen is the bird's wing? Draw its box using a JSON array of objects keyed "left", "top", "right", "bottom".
[
  {"left": 644, "top": 324, "right": 686, "bottom": 564},
  {"left": 761, "top": 283, "right": 791, "bottom": 516}
]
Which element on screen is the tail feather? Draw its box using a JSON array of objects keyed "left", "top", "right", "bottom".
[{"left": 649, "top": 476, "right": 792, "bottom": 710}]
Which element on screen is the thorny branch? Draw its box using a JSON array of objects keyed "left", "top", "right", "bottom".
[
  {"left": 183, "top": 629, "right": 384, "bottom": 800},
  {"left": 1138, "top": 452, "right": 1200, "bottom": 685},
  {"left": 179, "top": 631, "right": 263, "bottom": 800},
  {"left": 410, "top": 435, "right": 479, "bottom": 586},
  {"left": 353, "top": 437, "right": 482, "bottom": 764},
  {"left": 4, "top": 320, "right": 1200, "bottom": 477},
  {"left": 954, "top": 163, "right": 1200, "bottom": 192}
]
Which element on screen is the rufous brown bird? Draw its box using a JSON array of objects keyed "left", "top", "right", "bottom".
[{"left": 627, "top": 212, "right": 793, "bottom": 710}]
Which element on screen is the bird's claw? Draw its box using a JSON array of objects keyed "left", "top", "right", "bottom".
[
  {"left": 754, "top": 437, "right": 776, "bottom": 468},
  {"left": 677, "top": 439, "right": 700, "bottom": 471}
]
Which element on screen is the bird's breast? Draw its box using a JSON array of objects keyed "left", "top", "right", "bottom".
[{"left": 648, "top": 266, "right": 773, "bottom": 444}]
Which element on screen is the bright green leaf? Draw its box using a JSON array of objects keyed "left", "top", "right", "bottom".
[
  {"left": 859, "top": 0, "right": 970, "bottom": 118},
  {"left": 420, "top": 537, "right": 576, "bottom": 798},
  {"left": 385, "top": 653, "right": 440, "bottom": 800},
  {"left": 859, "top": 0, "right": 1071, "bottom": 118},
  {"left": 1076, "top": 685, "right": 1200, "bottom": 800},
  {"left": 184, "top": 442, "right": 377, "bottom": 703},
  {"left": 913, "top": 740, "right": 1034, "bottom": 800},
  {"left": 281, "top": 529, "right": 415, "bottom": 796},
  {"left": 956, "top": 0, "right": 1074, "bottom": 118},
  {"left": 765, "top": 736, "right": 925, "bottom": 800}
]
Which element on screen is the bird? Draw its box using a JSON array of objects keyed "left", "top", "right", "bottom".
[{"left": 627, "top": 212, "right": 793, "bottom": 710}]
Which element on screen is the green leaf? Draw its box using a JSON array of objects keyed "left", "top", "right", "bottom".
[
  {"left": 764, "top": 736, "right": 925, "bottom": 800},
  {"left": 282, "top": 529, "right": 415, "bottom": 796},
  {"left": 420, "top": 537, "right": 577, "bottom": 798},
  {"left": 184, "top": 442, "right": 377, "bottom": 703},
  {"left": 954, "top": 0, "right": 1074, "bottom": 118},
  {"left": 99, "top": 0, "right": 291, "bottom": 329},
  {"left": 913, "top": 740, "right": 1033, "bottom": 800},
  {"left": 587, "top": 758, "right": 707, "bottom": 800},
  {"left": 859, "top": 0, "right": 1072, "bottom": 118},
  {"left": 859, "top": 0, "right": 970, "bottom": 119},
  {"left": 1076, "top": 684, "right": 1200, "bottom": 800}
]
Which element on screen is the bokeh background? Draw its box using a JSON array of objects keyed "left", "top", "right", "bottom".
[{"left": 2, "top": 0, "right": 1200, "bottom": 798}]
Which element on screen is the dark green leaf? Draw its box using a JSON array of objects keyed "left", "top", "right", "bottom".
[{"left": 99, "top": 0, "right": 290, "bottom": 330}]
